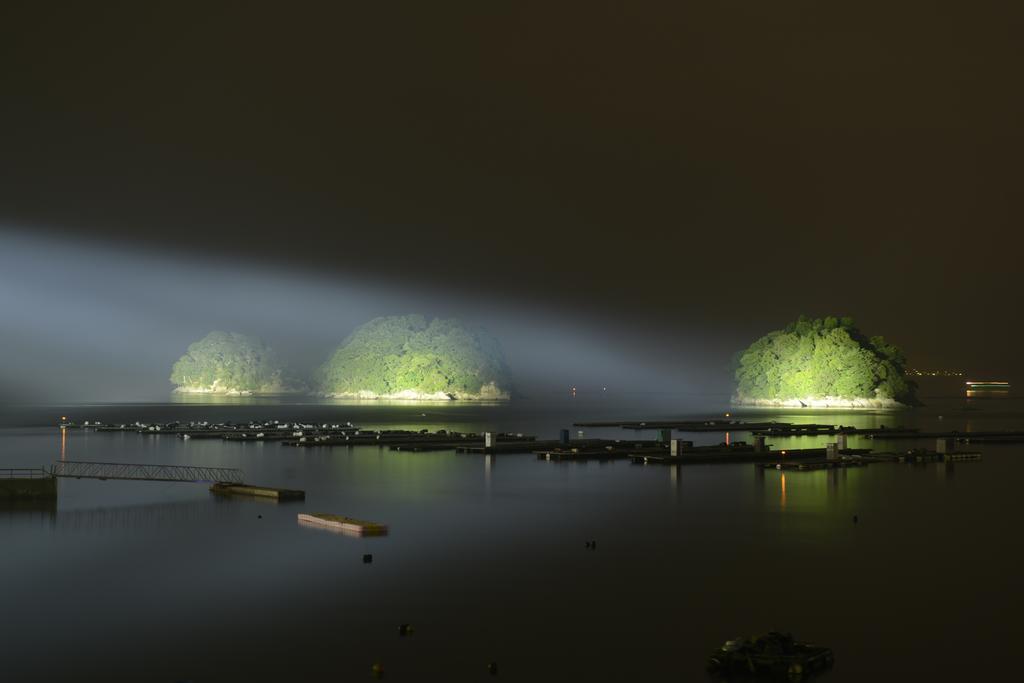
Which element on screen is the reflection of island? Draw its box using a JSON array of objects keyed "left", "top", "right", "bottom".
[
  {"left": 314, "top": 315, "right": 511, "bottom": 401},
  {"left": 732, "top": 316, "right": 918, "bottom": 409}
]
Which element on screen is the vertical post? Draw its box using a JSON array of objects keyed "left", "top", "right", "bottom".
[
  {"left": 484, "top": 432, "right": 496, "bottom": 449},
  {"left": 658, "top": 428, "right": 672, "bottom": 443},
  {"left": 937, "top": 437, "right": 954, "bottom": 454},
  {"left": 754, "top": 435, "right": 766, "bottom": 453},
  {"left": 826, "top": 443, "right": 839, "bottom": 461},
  {"left": 671, "top": 439, "right": 692, "bottom": 455},
  {"left": 559, "top": 429, "right": 570, "bottom": 446},
  {"left": 836, "top": 434, "right": 848, "bottom": 451}
]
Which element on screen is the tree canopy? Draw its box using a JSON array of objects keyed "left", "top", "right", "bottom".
[
  {"left": 315, "top": 315, "right": 510, "bottom": 399},
  {"left": 734, "top": 316, "right": 917, "bottom": 404},
  {"left": 170, "top": 332, "right": 291, "bottom": 393}
]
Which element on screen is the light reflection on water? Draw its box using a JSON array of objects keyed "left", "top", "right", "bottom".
[{"left": 0, "top": 396, "right": 1020, "bottom": 681}]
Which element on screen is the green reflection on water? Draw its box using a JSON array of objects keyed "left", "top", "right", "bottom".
[{"left": 755, "top": 466, "right": 865, "bottom": 512}]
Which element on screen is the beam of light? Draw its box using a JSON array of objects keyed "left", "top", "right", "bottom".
[{"left": 0, "top": 227, "right": 682, "bottom": 403}]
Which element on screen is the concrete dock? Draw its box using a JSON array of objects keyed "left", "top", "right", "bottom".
[
  {"left": 0, "top": 469, "right": 57, "bottom": 500},
  {"left": 629, "top": 447, "right": 867, "bottom": 466}
]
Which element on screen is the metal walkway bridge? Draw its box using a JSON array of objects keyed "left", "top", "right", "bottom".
[{"left": 51, "top": 461, "right": 244, "bottom": 484}]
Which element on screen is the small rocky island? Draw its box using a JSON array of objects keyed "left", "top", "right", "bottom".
[
  {"left": 314, "top": 315, "right": 511, "bottom": 400},
  {"left": 170, "top": 332, "right": 300, "bottom": 395},
  {"left": 733, "top": 316, "right": 917, "bottom": 409}
]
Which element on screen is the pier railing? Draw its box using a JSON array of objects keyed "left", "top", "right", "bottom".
[
  {"left": 50, "top": 461, "right": 244, "bottom": 484},
  {"left": 1, "top": 468, "right": 51, "bottom": 479}
]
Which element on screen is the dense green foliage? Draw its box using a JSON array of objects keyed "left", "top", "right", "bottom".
[
  {"left": 316, "top": 315, "right": 510, "bottom": 397},
  {"left": 734, "top": 316, "right": 916, "bottom": 403},
  {"left": 170, "top": 332, "right": 289, "bottom": 392}
]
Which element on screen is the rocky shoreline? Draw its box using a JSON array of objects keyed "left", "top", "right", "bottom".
[
  {"left": 731, "top": 395, "right": 909, "bottom": 409},
  {"left": 316, "top": 387, "right": 510, "bottom": 401},
  {"left": 176, "top": 383, "right": 509, "bottom": 401},
  {"left": 173, "top": 383, "right": 302, "bottom": 397}
]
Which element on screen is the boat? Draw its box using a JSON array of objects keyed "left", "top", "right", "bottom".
[
  {"left": 297, "top": 513, "right": 389, "bottom": 535},
  {"left": 707, "top": 632, "right": 833, "bottom": 678},
  {"left": 965, "top": 381, "right": 1010, "bottom": 391}
]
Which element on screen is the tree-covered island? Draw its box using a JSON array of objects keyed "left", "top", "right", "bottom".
[
  {"left": 170, "top": 332, "right": 299, "bottom": 395},
  {"left": 733, "top": 316, "right": 917, "bottom": 408},
  {"left": 315, "top": 315, "right": 511, "bottom": 400}
]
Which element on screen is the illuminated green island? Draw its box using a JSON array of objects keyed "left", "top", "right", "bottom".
[
  {"left": 315, "top": 315, "right": 511, "bottom": 400},
  {"left": 170, "top": 332, "right": 299, "bottom": 395},
  {"left": 733, "top": 316, "right": 917, "bottom": 409}
]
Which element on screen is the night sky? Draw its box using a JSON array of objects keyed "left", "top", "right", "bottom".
[{"left": 2, "top": 1, "right": 1021, "bottom": 396}]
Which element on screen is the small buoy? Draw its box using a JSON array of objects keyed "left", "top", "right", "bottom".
[
  {"left": 257, "top": 514, "right": 262, "bottom": 519},
  {"left": 487, "top": 661, "right": 498, "bottom": 675},
  {"left": 363, "top": 553, "right": 373, "bottom": 564},
  {"left": 371, "top": 662, "right": 384, "bottom": 678},
  {"left": 398, "top": 623, "right": 413, "bottom": 636}
]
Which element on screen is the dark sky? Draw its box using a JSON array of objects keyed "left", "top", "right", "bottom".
[{"left": 1, "top": 1, "right": 1022, "bottom": 390}]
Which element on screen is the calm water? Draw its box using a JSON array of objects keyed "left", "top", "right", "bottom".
[{"left": 1, "top": 392, "right": 1021, "bottom": 682}]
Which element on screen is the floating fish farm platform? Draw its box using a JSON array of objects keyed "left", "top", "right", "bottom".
[
  {"left": 298, "top": 513, "right": 388, "bottom": 535},
  {"left": 210, "top": 483, "right": 306, "bottom": 501}
]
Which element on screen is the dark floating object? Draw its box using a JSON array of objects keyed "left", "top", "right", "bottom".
[
  {"left": 708, "top": 632, "right": 833, "bottom": 679},
  {"left": 257, "top": 514, "right": 262, "bottom": 519},
  {"left": 371, "top": 662, "right": 384, "bottom": 679},
  {"left": 398, "top": 623, "right": 413, "bottom": 636},
  {"left": 853, "top": 514, "right": 858, "bottom": 524},
  {"left": 210, "top": 482, "right": 306, "bottom": 501},
  {"left": 487, "top": 661, "right": 498, "bottom": 675},
  {"left": 363, "top": 553, "right": 373, "bottom": 564},
  {"left": 585, "top": 540, "right": 597, "bottom": 550}
]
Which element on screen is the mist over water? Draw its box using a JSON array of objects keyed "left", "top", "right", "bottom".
[{"left": 1, "top": 229, "right": 715, "bottom": 404}]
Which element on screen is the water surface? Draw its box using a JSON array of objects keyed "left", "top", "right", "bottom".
[{"left": 1, "top": 393, "right": 1020, "bottom": 681}]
